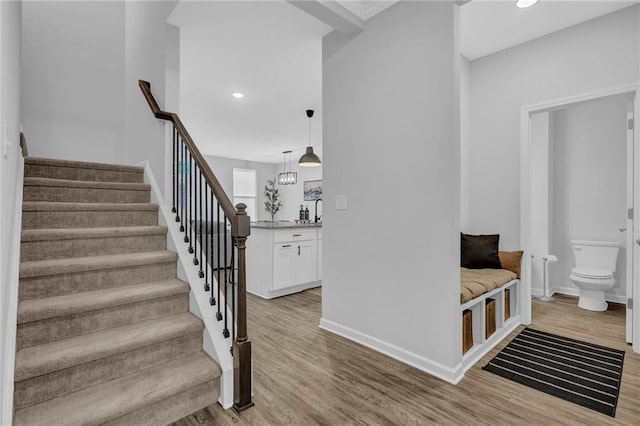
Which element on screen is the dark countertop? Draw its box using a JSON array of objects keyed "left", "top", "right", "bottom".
[{"left": 251, "top": 221, "right": 322, "bottom": 229}]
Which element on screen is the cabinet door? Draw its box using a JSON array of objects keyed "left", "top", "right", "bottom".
[
  {"left": 317, "top": 238, "right": 323, "bottom": 281},
  {"left": 295, "top": 241, "right": 317, "bottom": 285},
  {"left": 273, "top": 244, "right": 295, "bottom": 290}
]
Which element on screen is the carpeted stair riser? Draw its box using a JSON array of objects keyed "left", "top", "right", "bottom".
[
  {"left": 105, "top": 380, "right": 218, "bottom": 426},
  {"left": 24, "top": 183, "right": 151, "bottom": 204},
  {"left": 14, "top": 332, "right": 202, "bottom": 410},
  {"left": 19, "top": 261, "right": 177, "bottom": 301},
  {"left": 25, "top": 157, "right": 144, "bottom": 184},
  {"left": 21, "top": 227, "right": 167, "bottom": 262},
  {"left": 22, "top": 205, "right": 159, "bottom": 229},
  {"left": 15, "top": 157, "right": 221, "bottom": 424},
  {"left": 14, "top": 352, "right": 220, "bottom": 426},
  {"left": 17, "top": 294, "right": 189, "bottom": 349}
]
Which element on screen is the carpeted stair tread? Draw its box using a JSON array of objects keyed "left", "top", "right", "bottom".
[
  {"left": 18, "top": 279, "right": 188, "bottom": 324},
  {"left": 22, "top": 201, "right": 158, "bottom": 212},
  {"left": 13, "top": 351, "right": 220, "bottom": 426},
  {"left": 25, "top": 157, "right": 144, "bottom": 174},
  {"left": 15, "top": 312, "right": 203, "bottom": 381},
  {"left": 20, "top": 251, "right": 177, "bottom": 279},
  {"left": 24, "top": 177, "right": 150, "bottom": 191},
  {"left": 21, "top": 225, "right": 167, "bottom": 242}
]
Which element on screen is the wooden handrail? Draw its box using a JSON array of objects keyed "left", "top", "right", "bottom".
[
  {"left": 138, "top": 80, "right": 242, "bottom": 228},
  {"left": 20, "top": 132, "right": 28, "bottom": 157}
]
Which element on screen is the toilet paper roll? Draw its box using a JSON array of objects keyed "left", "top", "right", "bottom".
[{"left": 542, "top": 255, "right": 558, "bottom": 263}]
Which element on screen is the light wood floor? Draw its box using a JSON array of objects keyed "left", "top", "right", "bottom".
[{"left": 173, "top": 291, "right": 640, "bottom": 425}]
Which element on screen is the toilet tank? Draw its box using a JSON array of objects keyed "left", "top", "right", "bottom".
[{"left": 571, "top": 240, "right": 620, "bottom": 272}]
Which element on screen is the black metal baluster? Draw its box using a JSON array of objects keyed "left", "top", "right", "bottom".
[
  {"left": 209, "top": 188, "right": 216, "bottom": 305},
  {"left": 180, "top": 141, "right": 186, "bottom": 234},
  {"left": 216, "top": 203, "right": 222, "bottom": 321},
  {"left": 172, "top": 127, "right": 177, "bottom": 215},
  {"left": 188, "top": 153, "right": 194, "bottom": 252},
  {"left": 197, "top": 171, "right": 203, "bottom": 273},
  {"left": 223, "top": 215, "right": 229, "bottom": 338},
  {"left": 204, "top": 185, "right": 209, "bottom": 291},
  {"left": 193, "top": 162, "right": 199, "bottom": 264}
]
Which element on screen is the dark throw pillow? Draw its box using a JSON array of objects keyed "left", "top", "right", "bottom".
[{"left": 461, "top": 233, "right": 501, "bottom": 269}]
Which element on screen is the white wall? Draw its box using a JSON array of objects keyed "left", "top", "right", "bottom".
[
  {"left": 21, "top": 1, "right": 126, "bottom": 163},
  {"left": 530, "top": 112, "right": 551, "bottom": 293},
  {"left": 467, "top": 6, "right": 639, "bottom": 250},
  {"left": 460, "top": 55, "right": 470, "bottom": 231},
  {"left": 124, "top": 1, "right": 177, "bottom": 194},
  {"left": 322, "top": 1, "right": 462, "bottom": 381},
  {"left": 21, "top": 1, "right": 177, "bottom": 193},
  {"left": 549, "top": 95, "right": 629, "bottom": 301},
  {"left": 276, "top": 163, "right": 323, "bottom": 221},
  {"left": 0, "top": 1, "right": 22, "bottom": 422},
  {"left": 204, "top": 155, "right": 277, "bottom": 222}
]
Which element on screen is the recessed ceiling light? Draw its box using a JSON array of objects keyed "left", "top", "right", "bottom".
[
  {"left": 232, "top": 92, "right": 244, "bottom": 99},
  {"left": 516, "top": 0, "right": 539, "bottom": 8}
]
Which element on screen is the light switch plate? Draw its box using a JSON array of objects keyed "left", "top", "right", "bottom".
[{"left": 336, "top": 195, "right": 347, "bottom": 210}]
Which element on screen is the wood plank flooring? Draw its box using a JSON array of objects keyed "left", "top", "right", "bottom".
[{"left": 173, "top": 291, "right": 640, "bottom": 425}]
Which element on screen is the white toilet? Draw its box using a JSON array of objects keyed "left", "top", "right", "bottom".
[{"left": 569, "top": 240, "right": 620, "bottom": 312}]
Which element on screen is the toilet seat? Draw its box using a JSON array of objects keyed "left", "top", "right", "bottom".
[{"left": 570, "top": 267, "right": 614, "bottom": 280}]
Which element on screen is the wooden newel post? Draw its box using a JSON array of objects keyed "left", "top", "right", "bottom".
[{"left": 232, "top": 203, "right": 254, "bottom": 412}]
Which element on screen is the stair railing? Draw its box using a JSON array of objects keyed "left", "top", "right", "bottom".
[{"left": 138, "top": 80, "right": 253, "bottom": 412}]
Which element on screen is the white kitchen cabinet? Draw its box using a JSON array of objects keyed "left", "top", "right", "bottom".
[
  {"left": 294, "top": 240, "right": 317, "bottom": 284},
  {"left": 273, "top": 243, "right": 296, "bottom": 290},
  {"left": 247, "top": 225, "right": 322, "bottom": 299},
  {"left": 317, "top": 230, "right": 323, "bottom": 281}
]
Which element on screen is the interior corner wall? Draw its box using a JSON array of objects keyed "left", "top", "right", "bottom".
[
  {"left": 21, "top": 1, "right": 177, "bottom": 193},
  {"left": 322, "top": 1, "right": 461, "bottom": 378},
  {"left": 21, "top": 1, "right": 126, "bottom": 163},
  {"left": 124, "top": 1, "right": 177, "bottom": 195},
  {"left": 460, "top": 55, "right": 470, "bottom": 231},
  {"left": 276, "top": 164, "right": 323, "bottom": 221},
  {"left": 529, "top": 112, "right": 550, "bottom": 294},
  {"left": 203, "top": 155, "right": 277, "bottom": 222},
  {"left": 0, "top": 1, "right": 22, "bottom": 422},
  {"left": 468, "top": 6, "right": 639, "bottom": 250}
]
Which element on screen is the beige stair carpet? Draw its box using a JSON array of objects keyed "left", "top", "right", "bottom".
[{"left": 13, "top": 157, "right": 221, "bottom": 426}]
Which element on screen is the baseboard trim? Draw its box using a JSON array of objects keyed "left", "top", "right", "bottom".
[
  {"left": 549, "top": 286, "right": 627, "bottom": 304},
  {"left": 319, "top": 318, "right": 464, "bottom": 385}
]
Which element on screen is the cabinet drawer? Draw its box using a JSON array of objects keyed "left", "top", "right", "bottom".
[{"left": 273, "top": 230, "right": 316, "bottom": 243}]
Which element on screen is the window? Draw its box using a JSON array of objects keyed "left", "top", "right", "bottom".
[{"left": 233, "top": 168, "right": 257, "bottom": 220}]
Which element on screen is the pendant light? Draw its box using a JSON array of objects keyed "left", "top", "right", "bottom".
[
  {"left": 278, "top": 150, "right": 297, "bottom": 185},
  {"left": 298, "top": 109, "right": 321, "bottom": 167}
]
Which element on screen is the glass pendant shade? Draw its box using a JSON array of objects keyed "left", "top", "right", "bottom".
[
  {"left": 278, "top": 151, "right": 297, "bottom": 185},
  {"left": 299, "top": 109, "right": 321, "bottom": 167}
]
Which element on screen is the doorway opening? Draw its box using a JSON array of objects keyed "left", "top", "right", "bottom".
[{"left": 520, "top": 84, "right": 640, "bottom": 352}]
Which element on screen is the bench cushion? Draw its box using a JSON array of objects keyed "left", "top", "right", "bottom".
[{"left": 461, "top": 267, "right": 516, "bottom": 304}]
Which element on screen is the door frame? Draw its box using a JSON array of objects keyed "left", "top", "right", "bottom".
[{"left": 519, "top": 83, "right": 640, "bottom": 352}]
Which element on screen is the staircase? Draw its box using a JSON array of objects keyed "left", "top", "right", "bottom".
[{"left": 13, "top": 157, "right": 221, "bottom": 425}]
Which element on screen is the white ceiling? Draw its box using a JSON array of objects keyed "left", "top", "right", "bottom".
[
  {"left": 460, "top": 0, "right": 638, "bottom": 60},
  {"left": 336, "top": 0, "right": 398, "bottom": 20},
  {"left": 168, "top": 1, "right": 332, "bottom": 163},
  {"left": 168, "top": 0, "right": 639, "bottom": 163}
]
